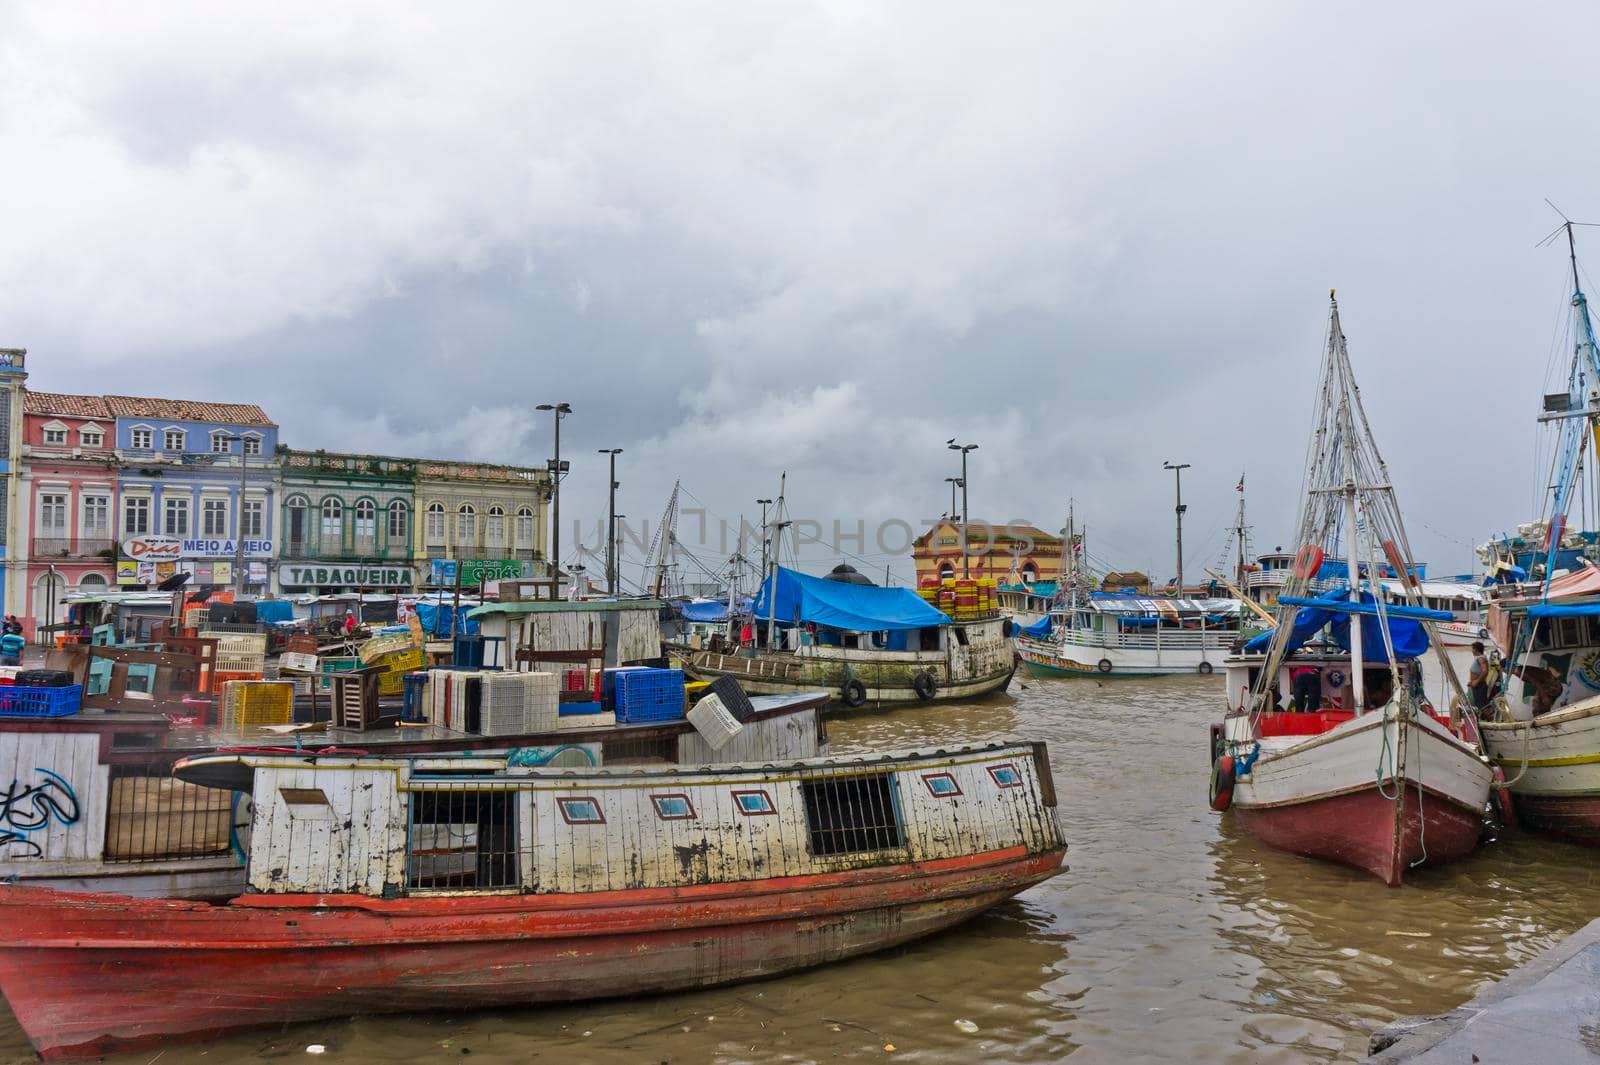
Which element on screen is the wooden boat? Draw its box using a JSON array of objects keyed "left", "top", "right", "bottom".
[
  {"left": 683, "top": 566, "right": 1016, "bottom": 708},
  {"left": 1208, "top": 293, "right": 1492, "bottom": 885},
  {"left": 0, "top": 741, "right": 1066, "bottom": 1060},
  {"left": 0, "top": 689, "right": 828, "bottom": 899},
  {"left": 1479, "top": 694, "right": 1600, "bottom": 842}
]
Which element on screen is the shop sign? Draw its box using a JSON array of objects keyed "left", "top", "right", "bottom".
[
  {"left": 118, "top": 559, "right": 176, "bottom": 586},
  {"left": 178, "top": 538, "right": 273, "bottom": 559},
  {"left": 279, "top": 564, "right": 414, "bottom": 589},
  {"left": 430, "top": 558, "right": 531, "bottom": 586},
  {"left": 121, "top": 535, "right": 183, "bottom": 561}
]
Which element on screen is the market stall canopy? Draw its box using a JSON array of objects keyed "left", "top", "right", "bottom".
[{"left": 754, "top": 567, "right": 950, "bottom": 632}]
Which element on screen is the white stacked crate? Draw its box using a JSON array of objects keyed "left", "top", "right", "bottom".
[
  {"left": 427, "top": 669, "right": 489, "bottom": 731},
  {"left": 481, "top": 671, "right": 559, "bottom": 735}
]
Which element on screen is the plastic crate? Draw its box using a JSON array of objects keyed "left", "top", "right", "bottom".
[
  {"left": 0, "top": 684, "right": 82, "bottom": 718},
  {"left": 358, "top": 633, "right": 414, "bottom": 665},
  {"left": 378, "top": 670, "right": 406, "bottom": 696},
  {"left": 316, "top": 656, "right": 360, "bottom": 693},
  {"left": 219, "top": 680, "right": 294, "bottom": 728},
  {"left": 209, "top": 669, "right": 265, "bottom": 693},
  {"left": 200, "top": 631, "right": 268, "bottom": 656},
  {"left": 613, "top": 668, "right": 687, "bottom": 723},
  {"left": 558, "top": 700, "right": 605, "bottom": 716},
  {"left": 374, "top": 647, "right": 424, "bottom": 674},
  {"left": 279, "top": 652, "right": 319, "bottom": 674},
  {"left": 402, "top": 673, "right": 429, "bottom": 722},
  {"left": 215, "top": 650, "right": 266, "bottom": 674}
]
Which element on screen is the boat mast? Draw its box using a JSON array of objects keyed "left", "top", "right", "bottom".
[
  {"left": 1344, "top": 469, "right": 1365, "bottom": 710},
  {"left": 765, "top": 472, "right": 787, "bottom": 649},
  {"left": 1540, "top": 216, "right": 1600, "bottom": 593}
]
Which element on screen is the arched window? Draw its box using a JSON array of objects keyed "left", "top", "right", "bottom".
[
  {"left": 938, "top": 561, "right": 955, "bottom": 580},
  {"left": 456, "top": 503, "right": 476, "bottom": 545},
  {"left": 486, "top": 505, "right": 506, "bottom": 547},
  {"left": 388, "top": 500, "right": 409, "bottom": 542},
  {"left": 1021, "top": 562, "right": 1039, "bottom": 583},
  {"left": 285, "top": 495, "right": 309, "bottom": 553},
  {"left": 354, "top": 499, "right": 376, "bottom": 550},
  {"left": 515, "top": 506, "right": 535, "bottom": 546},
  {"left": 425, "top": 502, "right": 446, "bottom": 545},
  {"left": 321, "top": 498, "right": 343, "bottom": 541}
]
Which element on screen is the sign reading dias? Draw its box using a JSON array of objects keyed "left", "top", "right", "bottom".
[
  {"left": 121, "top": 535, "right": 183, "bottom": 561},
  {"left": 279, "top": 564, "right": 414, "bottom": 589}
]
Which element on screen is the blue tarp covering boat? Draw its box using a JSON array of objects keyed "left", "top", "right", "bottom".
[
  {"left": 415, "top": 602, "right": 479, "bottom": 636},
  {"left": 253, "top": 600, "right": 295, "bottom": 625},
  {"left": 1017, "top": 615, "right": 1052, "bottom": 639},
  {"left": 754, "top": 567, "right": 950, "bottom": 631},
  {"left": 678, "top": 598, "right": 751, "bottom": 623},
  {"left": 1527, "top": 602, "right": 1600, "bottom": 618},
  {"left": 1243, "top": 589, "right": 1441, "bottom": 661}
]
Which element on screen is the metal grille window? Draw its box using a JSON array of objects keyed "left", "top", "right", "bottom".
[
  {"left": 124, "top": 496, "right": 150, "bottom": 535},
  {"left": 104, "top": 765, "right": 236, "bottom": 862},
  {"left": 801, "top": 772, "right": 904, "bottom": 857},
  {"left": 39, "top": 492, "right": 67, "bottom": 534},
  {"left": 406, "top": 788, "right": 519, "bottom": 891},
  {"left": 241, "top": 498, "right": 264, "bottom": 538},
  {"left": 202, "top": 499, "right": 227, "bottom": 536},
  {"left": 164, "top": 496, "right": 189, "bottom": 536}
]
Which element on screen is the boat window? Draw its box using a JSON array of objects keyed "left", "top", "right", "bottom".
[
  {"left": 1588, "top": 616, "right": 1600, "bottom": 646},
  {"left": 987, "top": 764, "right": 1023, "bottom": 788},
  {"left": 104, "top": 764, "right": 234, "bottom": 862},
  {"left": 953, "top": 627, "right": 969, "bottom": 647},
  {"left": 732, "top": 789, "right": 776, "bottom": 815},
  {"left": 1559, "top": 618, "right": 1584, "bottom": 648},
  {"left": 650, "top": 794, "right": 695, "bottom": 820},
  {"left": 801, "top": 771, "right": 904, "bottom": 857},
  {"left": 406, "top": 788, "right": 519, "bottom": 891},
  {"left": 1531, "top": 620, "right": 1552, "bottom": 650},
  {"left": 920, "top": 772, "right": 962, "bottom": 797},
  {"left": 556, "top": 797, "right": 605, "bottom": 825}
]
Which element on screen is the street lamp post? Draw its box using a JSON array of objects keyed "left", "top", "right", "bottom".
[
  {"left": 536, "top": 403, "right": 572, "bottom": 592},
  {"left": 943, "top": 476, "right": 963, "bottom": 520},
  {"left": 947, "top": 441, "right": 978, "bottom": 577},
  {"left": 1163, "top": 461, "right": 1191, "bottom": 594},
  {"left": 598, "top": 448, "right": 623, "bottom": 595}
]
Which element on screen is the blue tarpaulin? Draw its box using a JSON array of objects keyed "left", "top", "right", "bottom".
[
  {"left": 415, "top": 602, "right": 479, "bottom": 636},
  {"left": 1018, "top": 615, "right": 1053, "bottom": 639},
  {"left": 754, "top": 567, "right": 950, "bottom": 631},
  {"left": 253, "top": 600, "right": 294, "bottom": 625},
  {"left": 1528, "top": 602, "right": 1600, "bottom": 618},
  {"left": 678, "top": 598, "right": 751, "bottom": 623},
  {"left": 1243, "top": 589, "right": 1436, "bottom": 661}
]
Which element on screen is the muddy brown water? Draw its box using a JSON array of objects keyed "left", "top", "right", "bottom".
[{"left": 4, "top": 676, "right": 1599, "bottom": 1064}]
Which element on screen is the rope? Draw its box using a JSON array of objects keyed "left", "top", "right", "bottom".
[
  {"left": 1499, "top": 719, "right": 1534, "bottom": 788},
  {"left": 1375, "top": 705, "right": 1401, "bottom": 800},
  {"left": 1409, "top": 705, "right": 1428, "bottom": 868}
]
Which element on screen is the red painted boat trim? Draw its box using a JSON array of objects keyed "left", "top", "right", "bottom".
[
  {"left": 1512, "top": 794, "right": 1600, "bottom": 846},
  {"left": 1234, "top": 786, "right": 1480, "bottom": 886},
  {"left": 0, "top": 846, "right": 1066, "bottom": 1060}
]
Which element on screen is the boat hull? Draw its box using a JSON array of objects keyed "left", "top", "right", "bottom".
[
  {"left": 1017, "top": 637, "right": 1228, "bottom": 678},
  {"left": 0, "top": 846, "right": 1064, "bottom": 1060},
  {"left": 1226, "top": 710, "right": 1490, "bottom": 885},
  {"left": 1482, "top": 700, "right": 1600, "bottom": 844},
  {"left": 683, "top": 652, "right": 1016, "bottom": 707}
]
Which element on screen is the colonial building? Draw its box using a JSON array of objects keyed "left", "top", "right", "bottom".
[
  {"left": 415, "top": 459, "right": 550, "bottom": 586},
  {"left": 107, "top": 396, "right": 278, "bottom": 592},
  {"left": 276, "top": 449, "right": 418, "bottom": 595},
  {"left": 18, "top": 392, "right": 118, "bottom": 637},
  {"left": 911, "top": 520, "right": 1063, "bottom": 585}
]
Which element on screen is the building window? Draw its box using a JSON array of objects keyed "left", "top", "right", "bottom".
[
  {"left": 425, "top": 502, "right": 446, "bottom": 545},
  {"left": 285, "top": 496, "right": 309, "bottom": 550},
  {"left": 123, "top": 496, "right": 150, "bottom": 535},
  {"left": 354, "top": 499, "right": 376, "bottom": 549},
  {"left": 39, "top": 492, "right": 67, "bottom": 535},
  {"left": 455, "top": 503, "right": 476, "bottom": 545},
  {"left": 486, "top": 505, "right": 505, "bottom": 548},
  {"left": 515, "top": 506, "right": 534, "bottom": 546},
  {"left": 241, "top": 498, "right": 264, "bottom": 539},
  {"left": 164, "top": 496, "right": 190, "bottom": 537},
  {"left": 80, "top": 428, "right": 103, "bottom": 447},
  {"left": 388, "top": 501, "right": 408, "bottom": 541},
  {"left": 163, "top": 429, "right": 185, "bottom": 452},
  {"left": 81, "top": 494, "right": 109, "bottom": 538},
  {"left": 321, "top": 498, "right": 343, "bottom": 542},
  {"left": 130, "top": 427, "right": 152, "bottom": 450},
  {"left": 42, "top": 427, "right": 66, "bottom": 446},
  {"left": 202, "top": 499, "right": 228, "bottom": 537},
  {"left": 242, "top": 435, "right": 262, "bottom": 456},
  {"left": 210, "top": 433, "right": 231, "bottom": 454}
]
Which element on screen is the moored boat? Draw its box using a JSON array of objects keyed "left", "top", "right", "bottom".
[
  {"left": 1208, "top": 293, "right": 1493, "bottom": 885},
  {"left": 0, "top": 741, "right": 1066, "bottom": 1060}
]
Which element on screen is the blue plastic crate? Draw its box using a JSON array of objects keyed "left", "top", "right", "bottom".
[
  {"left": 614, "top": 669, "right": 686, "bottom": 723},
  {"left": 0, "top": 684, "right": 82, "bottom": 718},
  {"left": 558, "top": 700, "right": 605, "bottom": 716}
]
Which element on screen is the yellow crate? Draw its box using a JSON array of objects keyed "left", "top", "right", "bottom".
[
  {"left": 378, "top": 670, "right": 406, "bottom": 696},
  {"left": 219, "top": 680, "right": 294, "bottom": 728},
  {"left": 374, "top": 647, "right": 424, "bottom": 674},
  {"left": 358, "top": 633, "right": 415, "bottom": 665}
]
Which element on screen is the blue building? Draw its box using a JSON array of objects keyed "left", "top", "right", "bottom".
[{"left": 107, "top": 396, "right": 278, "bottom": 591}]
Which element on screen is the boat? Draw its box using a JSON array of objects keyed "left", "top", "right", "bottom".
[
  {"left": 1477, "top": 219, "right": 1600, "bottom": 839},
  {"left": 1208, "top": 293, "right": 1493, "bottom": 886},
  {"left": 683, "top": 565, "right": 1016, "bottom": 708},
  {"left": 1015, "top": 503, "right": 1248, "bottom": 676},
  {"left": 0, "top": 740, "right": 1067, "bottom": 1060}
]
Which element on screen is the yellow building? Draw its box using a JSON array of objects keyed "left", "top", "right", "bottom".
[{"left": 910, "top": 521, "right": 1063, "bottom": 586}]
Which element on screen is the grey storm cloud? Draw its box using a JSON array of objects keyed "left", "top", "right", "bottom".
[{"left": 2, "top": 1, "right": 1597, "bottom": 585}]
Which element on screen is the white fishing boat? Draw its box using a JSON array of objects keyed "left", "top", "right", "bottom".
[
  {"left": 1478, "top": 219, "right": 1600, "bottom": 842},
  {"left": 1208, "top": 293, "right": 1493, "bottom": 886}
]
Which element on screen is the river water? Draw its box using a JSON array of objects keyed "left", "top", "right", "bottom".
[{"left": 4, "top": 676, "right": 1598, "bottom": 1064}]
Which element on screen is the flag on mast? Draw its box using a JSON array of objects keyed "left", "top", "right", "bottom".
[{"left": 1236, "top": 473, "right": 1245, "bottom": 493}]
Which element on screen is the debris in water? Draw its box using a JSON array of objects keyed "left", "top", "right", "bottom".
[
  {"left": 306, "top": 1047, "right": 326, "bottom": 1056},
  {"left": 1386, "top": 930, "right": 1433, "bottom": 938},
  {"left": 954, "top": 1020, "right": 979, "bottom": 1034},
  {"left": 883, "top": 1044, "right": 896, "bottom": 1053}
]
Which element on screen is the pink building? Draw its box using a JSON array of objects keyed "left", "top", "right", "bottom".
[{"left": 20, "top": 393, "right": 117, "bottom": 639}]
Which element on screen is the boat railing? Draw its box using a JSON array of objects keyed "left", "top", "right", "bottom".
[
  {"left": 103, "top": 758, "right": 239, "bottom": 864},
  {"left": 697, "top": 652, "right": 807, "bottom": 679},
  {"left": 1046, "top": 627, "right": 1239, "bottom": 651}
]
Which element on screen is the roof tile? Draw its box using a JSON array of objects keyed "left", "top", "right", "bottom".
[
  {"left": 102, "top": 395, "right": 274, "bottom": 426},
  {"left": 23, "top": 392, "right": 111, "bottom": 418}
]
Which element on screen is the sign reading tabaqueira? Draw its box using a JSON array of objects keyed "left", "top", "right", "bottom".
[{"left": 278, "top": 565, "right": 415, "bottom": 589}]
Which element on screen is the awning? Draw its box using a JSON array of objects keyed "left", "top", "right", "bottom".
[{"left": 754, "top": 567, "right": 950, "bottom": 631}]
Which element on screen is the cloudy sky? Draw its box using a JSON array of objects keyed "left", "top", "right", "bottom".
[{"left": 3, "top": 2, "right": 1597, "bottom": 588}]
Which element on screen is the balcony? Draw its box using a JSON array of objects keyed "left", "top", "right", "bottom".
[
  {"left": 281, "top": 542, "right": 412, "bottom": 562},
  {"left": 33, "top": 537, "right": 114, "bottom": 560}
]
